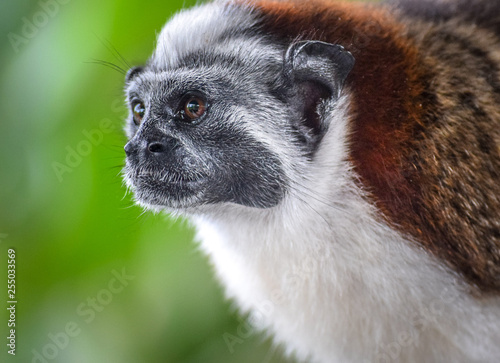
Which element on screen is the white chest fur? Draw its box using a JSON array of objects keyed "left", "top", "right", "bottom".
[
  {"left": 190, "top": 96, "right": 500, "bottom": 362},
  {"left": 193, "top": 195, "right": 500, "bottom": 362}
]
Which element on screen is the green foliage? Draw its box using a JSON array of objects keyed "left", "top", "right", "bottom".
[{"left": 0, "top": 1, "right": 284, "bottom": 362}]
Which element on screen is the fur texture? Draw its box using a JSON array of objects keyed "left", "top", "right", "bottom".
[
  {"left": 123, "top": 0, "right": 500, "bottom": 362},
  {"left": 253, "top": 0, "right": 500, "bottom": 294}
]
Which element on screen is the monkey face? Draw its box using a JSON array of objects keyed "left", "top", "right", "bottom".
[
  {"left": 123, "top": 64, "right": 288, "bottom": 210},
  {"left": 123, "top": 27, "right": 354, "bottom": 212}
]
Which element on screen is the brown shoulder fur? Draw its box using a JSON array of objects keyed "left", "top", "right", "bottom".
[{"left": 249, "top": 0, "right": 500, "bottom": 293}]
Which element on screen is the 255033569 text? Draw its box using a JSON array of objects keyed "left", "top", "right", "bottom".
[{"left": 7, "top": 248, "right": 16, "bottom": 356}]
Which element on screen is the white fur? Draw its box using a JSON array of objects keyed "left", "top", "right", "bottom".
[
  {"left": 147, "top": 3, "right": 500, "bottom": 362},
  {"left": 193, "top": 95, "right": 500, "bottom": 362},
  {"left": 152, "top": 1, "right": 259, "bottom": 69}
]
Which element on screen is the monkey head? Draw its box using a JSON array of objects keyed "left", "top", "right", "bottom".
[{"left": 122, "top": 8, "right": 354, "bottom": 213}]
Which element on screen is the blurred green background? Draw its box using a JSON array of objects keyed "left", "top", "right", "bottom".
[{"left": 0, "top": 0, "right": 287, "bottom": 362}]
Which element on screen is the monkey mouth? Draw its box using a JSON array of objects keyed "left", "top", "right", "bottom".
[{"left": 124, "top": 165, "right": 209, "bottom": 208}]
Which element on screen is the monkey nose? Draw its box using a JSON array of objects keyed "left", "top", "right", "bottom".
[{"left": 124, "top": 141, "right": 136, "bottom": 156}]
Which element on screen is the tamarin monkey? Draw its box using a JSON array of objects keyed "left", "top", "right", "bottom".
[{"left": 122, "top": 0, "right": 500, "bottom": 361}]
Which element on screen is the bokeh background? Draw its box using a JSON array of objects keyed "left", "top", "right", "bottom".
[{"left": 0, "top": 0, "right": 287, "bottom": 362}]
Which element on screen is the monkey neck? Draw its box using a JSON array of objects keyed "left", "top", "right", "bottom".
[{"left": 189, "top": 162, "right": 497, "bottom": 362}]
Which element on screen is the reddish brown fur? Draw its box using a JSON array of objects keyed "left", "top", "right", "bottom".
[{"left": 249, "top": 0, "right": 500, "bottom": 293}]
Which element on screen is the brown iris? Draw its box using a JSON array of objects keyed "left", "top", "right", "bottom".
[
  {"left": 182, "top": 96, "right": 207, "bottom": 122},
  {"left": 132, "top": 101, "right": 145, "bottom": 125}
]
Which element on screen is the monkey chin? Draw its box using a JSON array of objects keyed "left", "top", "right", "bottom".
[{"left": 124, "top": 166, "right": 209, "bottom": 212}]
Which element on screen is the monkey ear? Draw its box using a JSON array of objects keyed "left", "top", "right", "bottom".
[{"left": 283, "top": 41, "right": 355, "bottom": 146}]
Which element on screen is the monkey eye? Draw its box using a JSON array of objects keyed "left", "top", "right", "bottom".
[
  {"left": 132, "top": 101, "right": 146, "bottom": 126},
  {"left": 179, "top": 95, "right": 207, "bottom": 123}
]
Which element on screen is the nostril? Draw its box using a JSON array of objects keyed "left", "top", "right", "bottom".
[
  {"left": 148, "top": 142, "right": 165, "bottom": 153},
  {"left": 147, "top": 139, "right": 180, "bottom": 154}
]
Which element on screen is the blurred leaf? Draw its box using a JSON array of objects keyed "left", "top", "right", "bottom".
[{"left": 0, "top": 1, "right": 288, "bottom": 362}]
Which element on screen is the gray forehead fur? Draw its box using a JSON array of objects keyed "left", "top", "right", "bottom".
[{"left": 151, "top": 1, "right": 270, "bottom": 71}]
